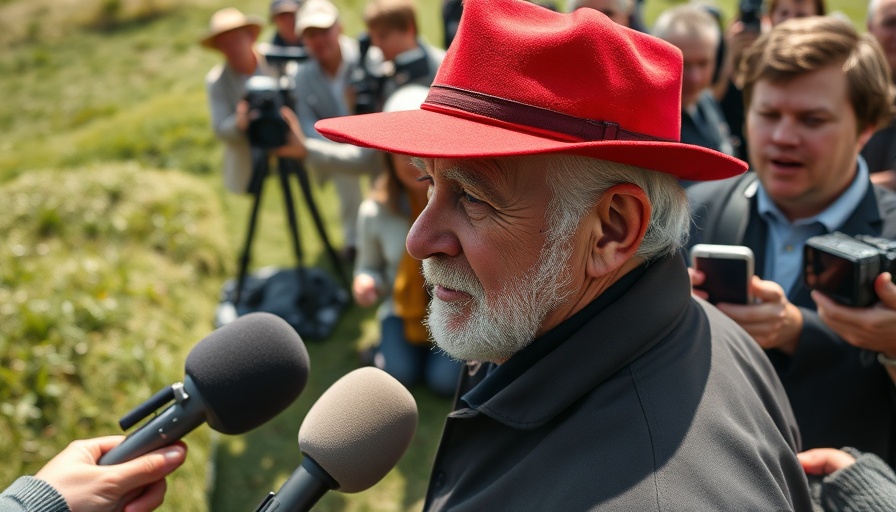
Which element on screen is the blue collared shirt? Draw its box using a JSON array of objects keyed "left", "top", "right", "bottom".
[{"left": 756, "top": 157, "right": 870, "bottom": 295}]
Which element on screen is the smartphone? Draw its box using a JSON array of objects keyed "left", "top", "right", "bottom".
[{"left": 690, "top": 244, "right": 755, "bottom": 305}]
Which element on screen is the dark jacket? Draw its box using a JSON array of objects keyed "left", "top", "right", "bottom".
[
  {"left": 680, "top": 91, "right": 734, "bottom": 157},
  {"left": 423, "top": 254, "right": 812, "bottom": 511},
  {"left": 688, "top": 172, "right": 896, "bottom": 468}
]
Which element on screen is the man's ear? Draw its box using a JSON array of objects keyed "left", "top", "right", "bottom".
[{"left": 585, "top": 183, "right": 651, "bottom": 278}]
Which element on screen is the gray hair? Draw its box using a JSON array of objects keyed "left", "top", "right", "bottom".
[
  {"left": 652, "top": 4, "right": 721, "bottom": 47},
  {"left": 567, "top": 0, "right": 634, "bottom": 13},
  {"left": 538, "top": 154, "right": 690, "bottom": 262}
]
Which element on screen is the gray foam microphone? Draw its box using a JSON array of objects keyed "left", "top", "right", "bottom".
[
  {"left": 255, "top": 367, "right": 418, "bottom": 512},
  {"left": 100, "top": 312, "right": 310, "bottom": 465}
]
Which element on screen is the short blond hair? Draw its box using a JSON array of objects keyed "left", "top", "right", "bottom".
[{"left": 739, "top": 15, "right": 893, "bottom": 133}]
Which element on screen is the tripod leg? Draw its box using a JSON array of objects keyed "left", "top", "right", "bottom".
[
  {"left": 233, "top": 150, "right": 269, "bottom": 306},
  {"left": 277, "top": 157, "right": 304, "bottom": 268},
  {"left": 287, "top": 158, "right": 352, "bottom": 290}
]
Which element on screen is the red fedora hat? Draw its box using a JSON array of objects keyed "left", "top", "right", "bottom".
[{"left": 315, "top": 0, "right": 747, "bottom": 181}]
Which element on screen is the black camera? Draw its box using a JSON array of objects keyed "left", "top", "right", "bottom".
[
  {"left": 244, "top": 76, "right": 293, "bottom": 149},
  {"left": 803, "top": 232, "right": 896, "bottom": 307},
  {"left": 738, "top": 0, "right": 763, "bottom": 32},
  {"left": 349, "top": 34, "right": 433, "bottom": 115}
]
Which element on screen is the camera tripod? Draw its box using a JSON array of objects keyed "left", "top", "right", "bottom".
[{"left": 231, "top": 147, "right": 350, "bottom": 308}]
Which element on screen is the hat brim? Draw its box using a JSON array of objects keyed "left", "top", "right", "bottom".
[
  {"left": 316, "top": 109, "right": 747, "bottom": 181},
  {"left": 200, "top": 21, "right": 264, "bottom": 48}
]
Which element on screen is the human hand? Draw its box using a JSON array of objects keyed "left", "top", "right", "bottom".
[
  {"left": 34, "top": 436, "right": 187, "bottom": 512},
  {"left": 272, "top": 106, "right": 307, "bottom": 160},
  {"left": 870, "top": 170, "right": 896, "bottom": 192},
  {"left": 716, "top": 276, "right": 803, "bottom": 354},
  {"left": 812, "top": 272, "right": 896, "bottom": 356},
  {"left": 353, "top": 274, "right": 380, "bottom": 307},
  {"left": 688, "top": 267, "right": 709, "bottom": 301},
  {"left": 235, "top": 100, "right": 251, "bottom": 133},
  {"left": 798, "top": 448, "right": 856, "bottom": 476}
]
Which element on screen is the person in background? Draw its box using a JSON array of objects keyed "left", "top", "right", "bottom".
[
  {"left": 688, "top": 16, "right": 896, "bottom": 467},
  {"left": 287, "top": 0, "right": 380, "bottom": 264},
  {"left": 768, "top": 0, "right": 827, "bottom": 26},
  {"left": 202, "top": 8, "right": 302, "bottom": 194},
  {"left": 567, "top": 0, "right": 635, "bottom": 27},
  {"left": 0, "top": 437, "right": 186, "bottom": 512},
  {"left": 864, "top": 0, "right": 896, "bottom": 190},
  {"left": 353, "top": 84, "right": 463, "bottom": 397},
  {"left": 362, "top": 0, "right": 444, "bottom": 107},
  {"left": 653, "top": 3, "right": 734, "bottom": 187},
  {"left": 316, "top": 1, "right": 812, "bottom": 509},
  {"left": 713, "top": 0, "right": 828, "bottom": 164},
  {"left": 268, "top": 0, "right": 304, "bottom": 48}
]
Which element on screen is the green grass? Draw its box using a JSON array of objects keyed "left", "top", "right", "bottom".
[{"left": 0, "top": 0, "right": 871, "bottom": 510}]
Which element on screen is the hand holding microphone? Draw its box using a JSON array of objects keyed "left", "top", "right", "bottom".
[
  {"left": 256, "top": 367, "right": 418, "bottom": 512},
  {"left": 100, "top": 312, "right": 310, "bottom": 465}
]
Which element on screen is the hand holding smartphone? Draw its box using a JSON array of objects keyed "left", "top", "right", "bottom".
[{"left": 691, "top": 244, "right": 755, "bottom": 305}]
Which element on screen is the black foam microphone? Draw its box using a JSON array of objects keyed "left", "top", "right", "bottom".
[
  {"left": 99, "top": 312, "right": 310, "bottom": 465},
  {"left": 254, "top": 367, "right": 417, "bottom": 512}
]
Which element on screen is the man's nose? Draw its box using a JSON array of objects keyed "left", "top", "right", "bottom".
[
  {"left": 406, "top": 187, "right": 461, "bottom": 261},
  {"left": 770, "top": 117, "right": 799, "bottom": 146}
]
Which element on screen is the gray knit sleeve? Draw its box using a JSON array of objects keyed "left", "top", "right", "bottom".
[
  {"left": 819, "top": 447, "right": 896, "bottom": 512},
  {"left": 0, "top": 477, "right": 69, "bottom": 512}
]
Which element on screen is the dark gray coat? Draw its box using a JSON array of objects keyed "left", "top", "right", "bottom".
[{"left": 423, "top": 255, "right": 812, "bottom": 511}]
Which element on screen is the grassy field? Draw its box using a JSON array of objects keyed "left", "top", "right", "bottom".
[{"left": 0, "top": 0, "right": 870, "bottom": 511}]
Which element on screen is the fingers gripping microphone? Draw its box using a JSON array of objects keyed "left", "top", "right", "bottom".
[
  {"left": 99, "top": 312, "right": 310, "bottom": 465},
  {"left": 255, "top": 367, "right": 418, "bottom": 512}
]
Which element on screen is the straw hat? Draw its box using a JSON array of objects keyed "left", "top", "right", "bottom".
[
  {"left": 315, "top": 0, "right": 747, "bottom": 181},
  {"left": 200, "top": 8, "right": 264, "bottom": 49}
]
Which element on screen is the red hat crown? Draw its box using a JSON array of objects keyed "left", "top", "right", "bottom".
[{"left": 426, "top": 0, "right": 683, "bottom": 143}]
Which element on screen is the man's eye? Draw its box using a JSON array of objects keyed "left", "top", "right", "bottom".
[{"left": 463, "top": 191, "right": 484, "bottom": 204}]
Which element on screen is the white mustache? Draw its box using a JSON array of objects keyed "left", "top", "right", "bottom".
[{"left": 421, "top": 258, "right": 484, "bottom": 299}]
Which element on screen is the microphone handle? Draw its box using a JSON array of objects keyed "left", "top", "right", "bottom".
[
  {"left": 257, "top": 458, "right": 335, "bottom": 512},
  {"left": 99, "top": 382, "right": 207, "bottom": 465}
]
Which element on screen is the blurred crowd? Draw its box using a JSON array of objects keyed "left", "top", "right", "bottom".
[{"left": 4, "top": 1, "right": 896, "bottom": 511}]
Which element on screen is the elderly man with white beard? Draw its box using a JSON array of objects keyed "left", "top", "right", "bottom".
[{"left": 315, "top": 0, "right": 814, "bottom": 509}]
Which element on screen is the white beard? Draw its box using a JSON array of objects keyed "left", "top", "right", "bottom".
[{"left": 422, "top": 232, "right": 575, "bottom": 363}]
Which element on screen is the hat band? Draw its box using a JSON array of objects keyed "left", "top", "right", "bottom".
[{"left": 422, "top": 85, "right": 672, "bottom": 143}]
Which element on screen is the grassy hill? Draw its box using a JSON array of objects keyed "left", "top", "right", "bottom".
[{"left": 0, "top": 0, "right": 871, "bottom": 511}]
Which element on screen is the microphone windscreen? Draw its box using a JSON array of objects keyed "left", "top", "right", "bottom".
[
  {"left": 298, "top": 367, "right": 417, "bottom": 493},
  {"left": 185, "top": 312, "right": 310, "bottom": 434}
]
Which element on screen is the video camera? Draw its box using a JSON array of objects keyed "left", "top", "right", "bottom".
[
  {"left": 243, "top": 45, "right": 309, "bottom": 149},
  {"left": 349, "top": 34, "right": 433, "bottom": 115},
  {"left": 245, "top": 76, "right": 293, "bottom": 149},
  {"left": 803, "top": 232, "right": 896, "bottom": 307}
]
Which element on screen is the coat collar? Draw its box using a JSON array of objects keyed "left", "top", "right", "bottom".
[{"left": 472, "top": 254, "right": 693, "bottom": 429}]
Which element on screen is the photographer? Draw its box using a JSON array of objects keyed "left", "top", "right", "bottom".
[
  {"left": 687, "top": 17, "right": 896, "bottom": 467},
  {"left": 280, "top": 0, "right": 381, "bottom": 263},
  {"left": 202, "top": 8, "right": 305, "bottom": 194},
  {"left": 362, "top": 0, "right": 444, "bottom": 109}
]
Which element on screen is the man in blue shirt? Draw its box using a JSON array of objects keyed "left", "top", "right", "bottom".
[{"left": 688, "top": 16, "right": 896, "bottom": 467}]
